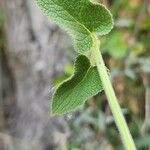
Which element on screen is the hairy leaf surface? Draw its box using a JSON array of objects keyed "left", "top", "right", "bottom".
[
  {"left": 36, "top": 0, "right": 113, "bottom": 54},
  {"left": 52, "top": 55, "right": 103, "bottom": 114}
]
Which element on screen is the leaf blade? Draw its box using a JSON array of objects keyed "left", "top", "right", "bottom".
[
  {"left": 52, "top": 55, "right": 103, "bottom": 114},
  {"left": 36, "top": 0, "right": 113, "bottom": 54}
]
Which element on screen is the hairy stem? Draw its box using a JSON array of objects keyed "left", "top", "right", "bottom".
[{"left": 93, "top": 37, "right": 136, "bottom": 150}]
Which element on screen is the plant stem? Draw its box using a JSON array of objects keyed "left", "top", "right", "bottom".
[{"left": 93, "top": 37, "right": 136, "bottom": 150}]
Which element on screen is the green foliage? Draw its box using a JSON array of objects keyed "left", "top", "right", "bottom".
[
  {"left": 35, "top": 0, "right": 149, "bottom": 149},
  {"left": 135, "top": 134, "right": 150, "bottom": 148},
  {"left": 36, "top": 0, "right": 114, "bottom": 114},
  {"left": 52, "top": 55, "right": 103, "bottom": 114},
  {"left": 36, "top": 0, "right": 113, "bottom": 54},
  {"left": 36, "top": 1, "right": 136, "bottom": 148}
]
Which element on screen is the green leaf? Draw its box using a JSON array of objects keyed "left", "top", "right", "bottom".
[
  {"left": 36, "top": 0, "right": 113, "bottom": 54},
  {"left": 52, "top": 55, "right": 103, "bottom": 114}
]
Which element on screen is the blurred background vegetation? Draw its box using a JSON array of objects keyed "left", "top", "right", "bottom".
[{"left": 0, "top": 0, "right": 150, "bottom": 150}]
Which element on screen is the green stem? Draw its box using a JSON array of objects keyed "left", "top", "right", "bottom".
[{"left": 93, "top": 38, "right": 136, "bottom": 150}]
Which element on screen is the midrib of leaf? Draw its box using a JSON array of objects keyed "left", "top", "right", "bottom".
[{"left": 56, "top": 3, "right": 98, "bottom": 55}]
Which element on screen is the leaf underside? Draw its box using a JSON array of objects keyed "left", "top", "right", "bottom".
[
  {"left": 52, "top": 55, "right": 103, "bottom": 114},
  {"left": 36, "top": 0, "right": 113, "bottom": 54}
]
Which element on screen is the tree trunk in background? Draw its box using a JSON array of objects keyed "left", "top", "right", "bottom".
[{"left": 0, "top": 0, "right": 70, "bottom": 149}]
